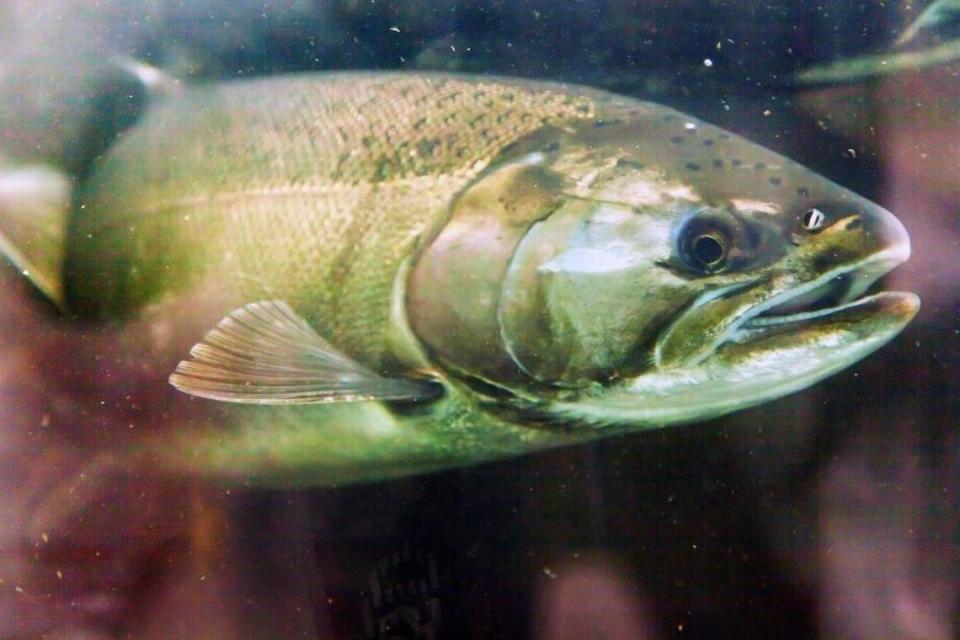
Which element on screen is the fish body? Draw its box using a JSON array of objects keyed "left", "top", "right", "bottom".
[
  {"left": 65, "top": 73, "right": 599, "bottom": 363},
  {"left": 0, "top": 72, "right": 918, "bottom": 485}
]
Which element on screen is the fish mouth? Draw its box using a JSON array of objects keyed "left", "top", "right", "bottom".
[
  {"left": 653, "top": 242, "right": 916, "bottom": 370},
  {"left": 549, "top": 286, "right": 919, "bottom": 427},
  {"left": 546, "top": 247, "right": 918, "bottom": 428},
  {"left": 732, "top": 248, "right": 912, "bottom": 342}
]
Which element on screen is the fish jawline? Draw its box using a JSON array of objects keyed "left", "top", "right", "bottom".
[
  {"left": 707, "top": 248, "right": 906, "bottom": 358},
  {"left": 543, "top": 289, "right": 918, "bottom": 429}
]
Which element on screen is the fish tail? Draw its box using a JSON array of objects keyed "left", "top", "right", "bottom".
[{"left": 0, "top": 161, "right": 71, "bottom": 310}]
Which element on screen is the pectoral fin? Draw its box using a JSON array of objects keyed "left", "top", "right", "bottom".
[
  {"left": 0, "top": 164, "right": 70, "bottom": 309},
  {"left": 169, "top": 301, "right": 442, "bottom": 404}
]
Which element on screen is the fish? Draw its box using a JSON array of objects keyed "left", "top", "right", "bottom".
[
  {"left": 0, "top": 71, "right": 918, "bottom": 485},
  {"left": 897, "top": 0, "right": 960, "bottom": 46},
  {"left": 796, "top": 39, "right": 960, "bottom": 84},
  {"left": 797, "top": 0, "right": 960, "bottom": 84}
]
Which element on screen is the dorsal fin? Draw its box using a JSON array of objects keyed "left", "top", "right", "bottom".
[
  {"left": 169, "top": 301, "right": 442, "bottom": 404},
  {"left": 0, "top": 164, "right": 70, "bottom": 309}
]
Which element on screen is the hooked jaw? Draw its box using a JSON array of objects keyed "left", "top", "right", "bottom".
[
  {"left": 551, "top": 287, "right": 918, "bottom": 427},
  {"left": 654, "top": 202, "right": 916, "bottom": 370}
]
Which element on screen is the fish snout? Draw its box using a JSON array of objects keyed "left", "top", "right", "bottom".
[
  {"left": 827, "top": 204, "right": 912, "bottom": 303},
  {"left": 873, "top": 204, "right": 911, "bottom": 266},
  {"left": 853, "top": 202, "right": 912, "bottom": 268}
]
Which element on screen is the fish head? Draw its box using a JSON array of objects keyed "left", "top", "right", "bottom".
[{"left": 408, "top": 105, "right": 918, "bottom": 425}]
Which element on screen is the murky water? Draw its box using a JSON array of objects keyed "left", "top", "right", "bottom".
[{"left": 0, "top": 2, "right": 957, "bottom": 638}]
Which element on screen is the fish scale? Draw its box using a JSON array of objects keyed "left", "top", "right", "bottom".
[{"left": 65, "top": 73, "right": 598, "bottom": 364}]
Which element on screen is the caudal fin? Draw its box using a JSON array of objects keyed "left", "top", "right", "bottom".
[{"left": 0, "top": 164, "right": 70, "bottom": 309}]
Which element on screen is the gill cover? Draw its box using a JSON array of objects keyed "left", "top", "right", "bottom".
[{"left": 406, "top": 149, "right": 566, "bottom": 385}]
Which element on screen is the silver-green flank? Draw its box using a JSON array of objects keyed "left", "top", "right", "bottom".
[{"left": 0, "top": 71, "right": 918, "bottom": 485}]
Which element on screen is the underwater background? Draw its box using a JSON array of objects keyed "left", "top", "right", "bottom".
[{"left": 0, "top": 1, "right": 956, "bottom": 638}]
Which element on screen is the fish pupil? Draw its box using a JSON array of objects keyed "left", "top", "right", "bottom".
[{"left": 693, "top": 234, "right": 725, "bottom": 266}]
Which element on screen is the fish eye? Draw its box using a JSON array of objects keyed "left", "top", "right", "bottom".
[
  {"left": 677, "top": 210, "right": 742, "bottom": 274},
  {"left": 802, "top": 208, "right": 826, "bottom": 232},
  {"left": 691, "top": 232, "right": 728, "bottom": 268}
]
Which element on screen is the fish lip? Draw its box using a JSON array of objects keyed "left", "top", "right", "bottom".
[
  {"left": 734, "top": 291, "right": 919, "bottom": 346},
  {"left": 726, "top": 246, "right": 911, "bottom": 341}
]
